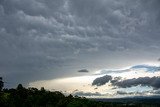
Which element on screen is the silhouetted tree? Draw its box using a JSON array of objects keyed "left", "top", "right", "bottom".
[
  {"left": 16, "top": 84, "right": 23, "bottom": 90},
  {"left": 0, "top": 77, "right": 4, "bottom": 91}
]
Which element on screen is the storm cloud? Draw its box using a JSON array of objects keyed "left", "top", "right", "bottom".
[
  {"left": 92, "top": 75, "right": 112, "bottom": 86},
  {"left": 113, "top": 76, "right": 160, "bottom": 89},
  {"left": 1, "top": 0, "right": 160, "bottom": 87}
]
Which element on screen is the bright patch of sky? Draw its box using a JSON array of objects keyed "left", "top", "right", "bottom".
[{"left": 29, "top": 63, "right": 160, "bottom": 98}]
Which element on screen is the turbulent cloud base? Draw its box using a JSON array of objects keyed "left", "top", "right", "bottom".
[{"left": 0, "top": 0, "right": 160, "bottom": 92}]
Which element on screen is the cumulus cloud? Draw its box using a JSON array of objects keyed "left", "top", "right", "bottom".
[
  {"left": 113, "top": 76, "right": 160, "bottom": 89},
  {"left": 92, "top": 75, "right": 112, "bottom": 86},
  {"left": 111, "top": 77, "right": 122, "bottom": 84}
]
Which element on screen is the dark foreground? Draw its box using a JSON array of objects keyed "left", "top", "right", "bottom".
[{"left": 1, "top": 84, "right": 160, "bottom": 107}]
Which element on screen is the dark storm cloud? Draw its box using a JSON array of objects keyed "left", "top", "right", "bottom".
[
  {"left": 110, "top": 77, "right": 122, "bottom": 84},
  {"left": 113, "top": 77, "right": 160, "bottom": 89},
  {"left": 77, "top": 69, "right": 89, "bottom": 73},
  {"left": 1, "top": 0, "right": 160, "bottom": 87},
  {"left": 116, "top": 91, "right": 128, "bottom": 95},
  {"left": 92, "top": 75, "right": 122, "bottom": 86},
  {"left": 92, "top": 75, "right": 112, "bottom": 86}
]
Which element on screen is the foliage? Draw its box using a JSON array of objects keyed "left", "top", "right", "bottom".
[{"left": 0, "top": 84, "right": 159, "bottom": 107}]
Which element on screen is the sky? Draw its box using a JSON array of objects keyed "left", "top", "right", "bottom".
[{"left": 1, "top": 0, "right": 160, "bottom": 98}]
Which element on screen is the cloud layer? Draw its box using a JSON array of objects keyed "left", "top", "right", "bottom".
[
  {"left": 1, "top": 0, "right": 160, "bottom": 87},
  {"left": 113, "top": 76, "right": 160, "bottom": 89}
]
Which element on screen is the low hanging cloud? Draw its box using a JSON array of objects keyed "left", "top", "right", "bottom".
[
  {"left": 73, "top": 91, "right": 102, "bottom": 97},
  {"left": 116, "top": 91, "right": 149, "bottom": 96},
  {"left": 77, "top": 69, "right": 89, "bottom": 73},
  {"left": 116, "top": 91, "right": 128, "bottom": 95},
  {"left": 92, "top": 72, "right": 160, "bottom": 90},
  {"left": 113, "top": 76, "right": 160, "bottom": 89},
  {"left": 92, "top": 75, "right": 112, "bottom": 86}
]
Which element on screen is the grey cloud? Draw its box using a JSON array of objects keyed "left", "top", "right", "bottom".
[
  {"left": 152, "top": 90, "right": 160, "bottom": 94},
  {"left": 130, "top": 65, "right": 160, "bottom": 72},
  {"left": 69, "top": 0, "right": 160, "bottom": 49},
  {"left": 73, "top": 91, "right": 102, "bottom": 97},
  {"left": 92, "top": 75, "right": 112, "bottom": 86},
  {"left": 92, "top": 75, "right": 122, "bottom": 87},
  {"left": 113, "top": 77, "right": 160, "bottom": 89},
  {"left": 77, "top": 69, "right": 89, "bottom": 73},
  {"left": 0, "top": 0, "right": 102, "bottom": 87},
  {"left": 0, "top": 0, "right": 78, "bottom": 87},
  {"left": 116, "top": 91, "right": 148, "bottom": 96},
  {"left": 96, "top": 69, "right": 129, "bottom": 75},
  {"left": 133, "top": 89, "right": 160, "bottom": 95},
  {"left": 111, "top": 77, "right": 122, "bottom": 84},
  {"left": 116, "top": 91, "right": 128, "bottom": 95},
  {"left": 1, "top": 0, "right": 160, "bottom": 88},
  {"left": 97, "top": 64, "right": 160, "bottom": 75}
]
